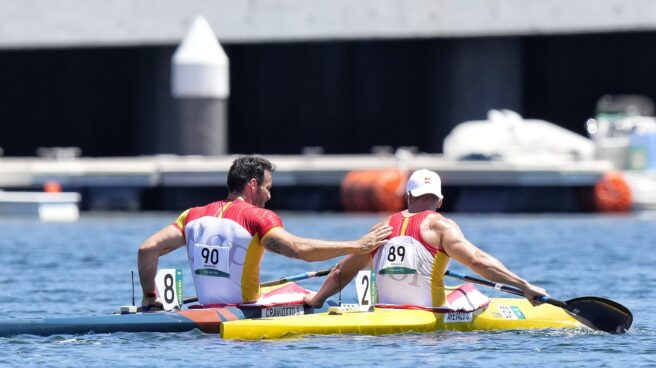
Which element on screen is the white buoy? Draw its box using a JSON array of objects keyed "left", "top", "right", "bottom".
[
  {"left": 171, "top": 16, "right": 230, "bottom": 155},
  {"left": 172, "top": 16, "right": 229, "bottom": 98}
]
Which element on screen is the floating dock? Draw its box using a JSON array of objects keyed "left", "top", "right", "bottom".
[
  {"left": 0, "top": 154, "right": 615, "bottom": 212},
  {"left": 0, "top": 190, "right": 81, "bottom": 221}
]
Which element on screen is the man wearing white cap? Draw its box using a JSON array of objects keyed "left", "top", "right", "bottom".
[{"left": 305, "top": 169, "right": 547, "bottom": 308}]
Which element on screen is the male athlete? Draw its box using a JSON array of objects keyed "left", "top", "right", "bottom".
[
  {"left": 138, "top": 156, "right": 392, "bottom": 308},
  {"left": 304, "top": 169, "right": 547, "bottom": 308}
]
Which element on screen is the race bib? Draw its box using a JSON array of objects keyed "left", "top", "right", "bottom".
[
  {"left": 193, "top": 243, "right": 230, "bottom": 277},
  {"left": 155, "top": 268, "right": 183, "bottom": 311},
  {"left": 355, "top": 270, "right": 376, "bottom": 312},
  {"left": 377, "top": 241, "right": 418, "bottom": 275}
]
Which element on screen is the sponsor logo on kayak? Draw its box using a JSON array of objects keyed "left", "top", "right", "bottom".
[
  {"left": 261, "top": 305, "right": 305, "bottom": 318},
  {"left": 444, "top": 311, "right": 473, "bottom": 323},
  {"left": 510, "top": 306, "right": 526, "bottom": 319},
  {"left": 498, "top": 305, "right": 525, "bottom": 320}
]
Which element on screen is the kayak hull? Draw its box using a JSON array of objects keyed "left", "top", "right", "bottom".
[
  {"left": 0, "top": 281, "right": 317, "bottom": 337},
  {"left": 220, "top": 298, "right": 582, "bottom": 340},
  {"left": 1, "top": 295, "right": 581, "bottom": 339},
  {"left": 0, "top": 305, "right": 316, "bottom": 337}
]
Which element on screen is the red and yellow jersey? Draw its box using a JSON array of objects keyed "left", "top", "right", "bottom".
[
  {"left": 372, "top": 210, "right": 451, "bottom": 308},
  {"left": 174, "top": 199, "right": 282, "bottom": 305}
]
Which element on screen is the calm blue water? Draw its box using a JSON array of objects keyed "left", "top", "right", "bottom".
[{"left": 1, "top": 212, "right": 655, "bottom": 367}]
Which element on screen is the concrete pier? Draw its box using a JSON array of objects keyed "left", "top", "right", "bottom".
[
  {"left": 0, "top": 154, "right": 612, "bottom": 189},
  {"left": 0, "top": 154, "right": 614, "bottom": 212}
]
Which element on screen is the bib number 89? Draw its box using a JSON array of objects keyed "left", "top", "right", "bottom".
[{"left": 387, "top": 245, "right": 405, "bottom": 262}]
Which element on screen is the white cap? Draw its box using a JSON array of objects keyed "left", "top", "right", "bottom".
[{"left": 406, "top": 169, "right": 443, "bottom": 199}]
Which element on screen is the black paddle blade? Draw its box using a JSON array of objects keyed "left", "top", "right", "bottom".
[{"left": 565, "top": 296, "right": 633, "bottom": 334}]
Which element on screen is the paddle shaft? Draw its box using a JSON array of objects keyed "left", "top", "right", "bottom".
[
  {"left": 444, "top": 270, "right": 568, "bottom": 309},
  {"left": 261, "top": 267, "right": 334, "bottom": 287},
  {"left": 182, "top": 267, "right": 335, "bottom": 305}
]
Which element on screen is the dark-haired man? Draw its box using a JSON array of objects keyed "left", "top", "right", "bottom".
[{"left": 138, "top": 156, "right": 392, "bottom": 308}]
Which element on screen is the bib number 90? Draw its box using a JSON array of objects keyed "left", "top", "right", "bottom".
[{"left": 201, "top": 247, "right": 219, "bottom": 265}]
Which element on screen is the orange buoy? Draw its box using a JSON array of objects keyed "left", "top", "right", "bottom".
[
  {"left": 43, "top": 180, "right": 62, "bottom": 193},
  {"left": 340, "top": 170, "right": 406, "bottom": 212},
  {"left": 593, "top": 172, "right": 632, "bottom": 212}
]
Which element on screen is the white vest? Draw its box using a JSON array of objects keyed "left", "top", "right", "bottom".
[
  {"left": 185, "top": 216, "right": 256, "bottom": 305},
  {"left": 373, "top": 235, "right": 450, "bottom": 307}
]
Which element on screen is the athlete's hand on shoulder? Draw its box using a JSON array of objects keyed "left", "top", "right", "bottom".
[
  {"left": 356, "top": 224, "right": 392, "bottom": 254},
  {"left": 523, "top": 283, "right": 548, "bottom": 307}
]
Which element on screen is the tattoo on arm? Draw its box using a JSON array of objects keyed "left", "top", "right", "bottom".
[{"left": 264, "top": 237, "right": 282, "bottom": 254}]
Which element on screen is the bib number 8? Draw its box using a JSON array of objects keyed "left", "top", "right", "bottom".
[
  {"left": 155, "top": 268, "right": 183, "bottom": 311},
  {"left": 163, "top": 273, "right": 175, "bottom": 304},
  {"left": 387, "top": 245, "right": 405, "bottom": 262}
]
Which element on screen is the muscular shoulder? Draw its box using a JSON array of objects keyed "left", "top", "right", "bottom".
[
  {"left": 426, "top": 213, "right": 458, "bottom": 232},
  {"left": 243, "top": 207, "right": 283, "bottom": 238},
  {"left": 421, "top": 213, "right": 463, "bottom": 248},
  {"left": 246, "top": 206, "right": 281, "bottom": 222}
]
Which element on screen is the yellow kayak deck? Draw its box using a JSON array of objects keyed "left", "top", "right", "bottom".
[{"left": 220, "top": 298, "right": 581, "bottom": 340}]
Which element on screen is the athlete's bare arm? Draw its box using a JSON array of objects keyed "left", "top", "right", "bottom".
[
  {"left": 262, "top": 224, "right": 392, "bottom": 262},
  {"left": 429, "top": 216, "right": 547, "bottom": 306},
  {"left": 138, "top": 225, "right": 186, "bottom": 306},
  {"left": 303, "top": 218, "right": 391, "bottom": 306},
  {"left": 303, "top": 253, "right": 372, "bottom": 307}
]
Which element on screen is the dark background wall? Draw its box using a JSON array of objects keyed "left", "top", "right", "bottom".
[
  {"left": 0, "top": 48, "right": 140, "bottom": 156},
  {"left": 523, "top": 32, "right": 656, "bottom": 136},
  {"left": 1, "top": 32, "right": 655, "bottom": 157}
]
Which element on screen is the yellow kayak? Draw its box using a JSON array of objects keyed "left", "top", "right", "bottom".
[{"left": 220, "top": 298, "right": 582, "bottom": 340}]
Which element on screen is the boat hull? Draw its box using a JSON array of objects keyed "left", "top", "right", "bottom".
[
  {"left": 220, "top": 298, "right": 582, "bottom": 340},
  {"left": 0, "top": 305, "right": 316, "bottom": 337}
]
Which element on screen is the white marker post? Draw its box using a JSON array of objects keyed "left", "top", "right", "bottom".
[{"left": 172, "top": 16, "right": 229, "bottom": 155}]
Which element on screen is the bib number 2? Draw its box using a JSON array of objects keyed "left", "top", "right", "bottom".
[
  {"left": 155, "top": 268, "right": 183, "bottom": 311},
  {"left": 355, "top": 270, "right": 376, "bottom": 312}
]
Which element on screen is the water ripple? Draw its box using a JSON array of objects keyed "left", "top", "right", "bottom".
[{"left": 1, "top": 213, "right": 654, "bottom": 368}]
